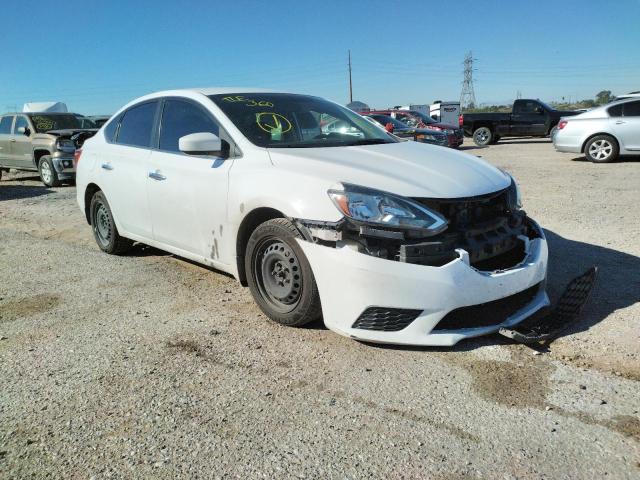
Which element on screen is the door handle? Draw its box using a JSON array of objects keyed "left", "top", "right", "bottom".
[
  {"left": 9, "top": 138, "right": 16, "bottom": 142},
  {"left": 101, "top": 163, "right": 114, "bottom": 170},
  {"left": 148, "top": 171, "right": 166, "bottom": 181},
  {"left": 615, "top": 120, "right": 626, "bottom": 125}
]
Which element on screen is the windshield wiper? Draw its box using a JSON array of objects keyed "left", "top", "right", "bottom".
[{"left": 346, "top": 139, "right": 393, "bottom": 146}]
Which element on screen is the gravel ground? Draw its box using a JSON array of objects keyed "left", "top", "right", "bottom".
[{"left": 1, "top": 139, "right": 638, "bottom": 479}]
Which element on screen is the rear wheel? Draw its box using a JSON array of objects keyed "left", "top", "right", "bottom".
[
  {"left": 584, "top": 135, "right": 618, "bottom": 163},
  {"left": 473, "top": 127, "right": 493, "bottom": 146},
  {"left": 89, "top": 191, "right": 133, "bottom": 254},
  {"left": 245, "top": 218, "right": 322, "bottom": 327},
  {"left": 38, "top": 156, "right": 60, "bottom": 187}
]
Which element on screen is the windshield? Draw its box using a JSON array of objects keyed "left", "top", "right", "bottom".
[
  {"left": 209, "top": 93, "right": 397, "bottom": 148},
  {"left": 367, "top": 115, "right": 407, "bottom": 129},
  {"left": 28, "top": 114, "right": 82, "bottom": 133},
  {"left": 407, "top": 111, "right": 437, "bottom": 124}
]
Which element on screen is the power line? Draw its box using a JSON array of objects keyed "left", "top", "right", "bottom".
[{"left": 460, "top": 51, "right": 477, "bottom": 108}]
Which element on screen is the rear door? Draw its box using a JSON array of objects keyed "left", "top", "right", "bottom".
[
  {"left": 0, "top": 116, "right": 16, "bottom": 166},
  {"left": 147, "top": 98, "right": 232, "bottom": 258},
  {"left": 12, "top": 116, "right": 34, "bottom": 168},
  {"left": 511, "top": 101, "right": 547, "bottom": 135},
  {"left": 610, "top": 100, "right": 640, "bottom": 151},
  {"left": 97, "top": 101, "right": 158, "bottom": 239}
]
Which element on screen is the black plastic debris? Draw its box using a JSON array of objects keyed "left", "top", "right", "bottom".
[{"left": 499, "top": 266, "right": 598, "bottom": 345}]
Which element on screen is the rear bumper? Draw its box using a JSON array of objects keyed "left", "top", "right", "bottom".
[
  {"left": 299, "top": 221, "right": 549, "bottom": 346},
  {"left": 552, "top": 133, "right": 582, "bottom": 153}
]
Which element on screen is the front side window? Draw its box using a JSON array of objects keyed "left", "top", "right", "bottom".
[
  {"left": 14, "top": 116, "right": 29, "bottom": 133},
  {"left": 209, "top": 93, "right": 396, "bottom": 148},
  {"left": 515, "top": 101, "right": 538, "bottom": 114},
  {"left": 623, "top": 101, "right": 640, "bottom": 117},
  {"left": 116, "top": 102, "right": 157, "bottom": 148},
  {"left": 159, "top": 99, "right": 220, "bottom": 152},
  {"left": 0, "top": 116, "right": 13, "bottom": 134},
  {"left": 28, "top": 114, "right": 81, "bottom": 132}
]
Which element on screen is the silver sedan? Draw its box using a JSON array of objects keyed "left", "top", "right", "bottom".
[{"left": 553, "top": 98, "right": 640, "bottom": 163}]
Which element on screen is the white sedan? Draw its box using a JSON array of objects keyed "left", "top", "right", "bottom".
[
  {"left": 553, "top": 97, "right": 640, "bottom": 163},
  {"left": 75, "top": 88, "right": 549, "bottom": 346}
]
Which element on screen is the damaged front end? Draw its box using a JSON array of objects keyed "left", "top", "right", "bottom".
[{"left": 296, "top": 182, "right": 536, "bottom": 274}]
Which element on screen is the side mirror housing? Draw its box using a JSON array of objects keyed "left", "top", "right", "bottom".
[
  {"left": 179, "top": 132, "right": 225, "bottom": 156},
  {"left": 385, "top": 122, "right": 394, "bottom": 133},
  {"left": 17, "top": 126, "right": 27, "bottom": 135}
]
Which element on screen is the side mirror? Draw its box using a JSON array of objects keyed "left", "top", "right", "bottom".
[
  {"left": 179, "top": 132, "right": 224, "bottom": 156},
  {"left": 17, "top": 126, "right": 26, "bottom": 135},
  {"left": 385, "top": 122, "right": 394, "bottom": 133}
]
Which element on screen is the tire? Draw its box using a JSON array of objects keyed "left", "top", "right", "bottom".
[
  {"left": 245, "top": 218, "right": 322, "bottom": 327},
  {"left": 89, "top": 191, "right": 133, "bottom": 254},
  {"left": 473, "top": 127, "right": 493, "bottom": 146},
  {"left": 584, "top": 135, "right": 619, "bottom": 163},
  {"left": 38, "top": 156, "right": 61, "bottom": 187}
]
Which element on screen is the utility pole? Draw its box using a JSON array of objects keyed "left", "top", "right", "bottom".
[
  {"left": 348, "top": 50, "right": 353, "bottom": 103},
  {"left": 460, "top": 51, "right": 477, "bottom": 109},
  {"left": 516, "top": 90, "right": 522, "bottom": 99}
]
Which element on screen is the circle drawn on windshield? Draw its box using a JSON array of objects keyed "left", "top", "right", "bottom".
[{"left": 256, "top": 113, "right": 292, "bottom": 134}]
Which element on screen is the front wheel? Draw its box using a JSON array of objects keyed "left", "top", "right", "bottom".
[
  {"left": 38, "top": 156, "right": 60, "bottom": 187},
  {"left": 473, "top": 127, "right": 493, "bottom": 146},
  {"left": 584, "top": 135, "right": 619, "bottom": 163},
  {"left": 245, "top": 218, "right": 322, "bottom": 327}
]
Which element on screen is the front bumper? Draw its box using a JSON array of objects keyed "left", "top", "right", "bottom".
[
  {"left": 51, "top": 154, "right": 76, "bottom": 179},
  {"left": 298, "top": 223, "right": 549, "bottom": 346}
]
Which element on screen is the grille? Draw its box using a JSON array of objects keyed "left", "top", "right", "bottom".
[
  {"left": 352, "top": 307, "right": 423, "bottom": 332},
  {"left": 433, "top": 283, "right": 541, "bottom": 331}
]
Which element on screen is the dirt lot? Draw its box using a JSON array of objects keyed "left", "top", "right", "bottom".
[{"left": 1, "top": 139, "right": 639, "bottom": 479}]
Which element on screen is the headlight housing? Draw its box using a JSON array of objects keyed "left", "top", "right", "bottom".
[
  {"left": 328, "top": 183, "right": 447, "bottom": 235},
  {"left": 505, "top": 174, "right": 522, "bottom": 210},
  {"left": 56, "top": 139, "right": 75, "bottom": 153}
]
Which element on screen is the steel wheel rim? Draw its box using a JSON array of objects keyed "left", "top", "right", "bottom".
[
  {"left": 589, "top": 140, "right": 612, "bottom": 160},
  {"left": 41, "top": 161, "right": 52, "bottom": 184},
  {"left": 93, "top": 202, "right": 112, "bottom": 247},
  {"left": 253, "top": 237, "right": 302, "bottom": 313}
]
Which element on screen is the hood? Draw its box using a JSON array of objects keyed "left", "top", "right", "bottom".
[
  {"left": 45, "top": 128, "right": 98, "bottom": 137},
  {"left": 268, "top": 140, "right": 510, "bottom": 199}
]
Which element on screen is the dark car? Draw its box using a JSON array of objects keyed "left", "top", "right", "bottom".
[
  {"left": 88, "top": 115, "right": 111, "bottom": 128},
  {"left": 369, "top": 109, "right": 464, "bottom": 148},
  {"left": 462, "top": 99, "right": 580, "bottom": 146},
  {"left": 365, "top": 114, "right": 448, "bottom": 147}
]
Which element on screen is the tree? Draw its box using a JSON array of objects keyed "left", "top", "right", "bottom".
[{"left": 595, "top": 90, "right": 614, "bottom": 104}]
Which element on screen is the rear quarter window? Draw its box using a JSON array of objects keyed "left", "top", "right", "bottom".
[
  {"left": 607, "top": 104, "right": 623, "bottom": 117},
  {"left": 104, "top": 115, "right": 120, "bottom": 143}
]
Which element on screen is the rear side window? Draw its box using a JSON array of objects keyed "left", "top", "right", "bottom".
[
  {"left": 0, "top": 116, "right": 14, "bottom": 134},
  {"left": 623, "top": 101, "right": 640, "bottom": 117},
  {"left": 159, "top": 99, "right": 219, "bottom": 153},
  {"left": 608, "top": 104, "right": 623, "bottom": 117},
  {"left": 104, "top": 115, "right": 120, "bottom": 142},
  {"left": 116, "top": 102, "right": 157, "bottom": 147}
]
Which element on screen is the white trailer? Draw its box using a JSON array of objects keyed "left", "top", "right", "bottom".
[{"left": 429, "top": 101, "right": 461, "bottom": 126}]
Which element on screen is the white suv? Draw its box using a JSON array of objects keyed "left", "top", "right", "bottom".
[{"left": 76, "top": 88, "right": 549, "bottom": 346}]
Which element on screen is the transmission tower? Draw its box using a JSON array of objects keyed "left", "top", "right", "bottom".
[{"left": 460, "top": 51, "right": 477, "bottom": 109}]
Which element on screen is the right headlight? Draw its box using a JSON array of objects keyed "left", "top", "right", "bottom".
[{"left": 328, "top": 183, "right": 448, "bottom": 235}]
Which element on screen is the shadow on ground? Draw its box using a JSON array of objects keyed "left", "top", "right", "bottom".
[{"left": 0, "top": 184, "right": 52, "bottom": 201}]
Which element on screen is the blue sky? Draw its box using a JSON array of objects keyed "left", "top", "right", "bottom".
[{"left": 1, "top": 0, "right": 638, "bottom": 114}]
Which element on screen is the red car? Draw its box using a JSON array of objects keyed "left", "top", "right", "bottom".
[{"left": 368, "top": 109, "right": 463, "bottom": 148}]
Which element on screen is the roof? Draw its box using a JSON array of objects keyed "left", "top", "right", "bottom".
[{"left": 154, "top": 87, "right": 279, "bottom": 97}]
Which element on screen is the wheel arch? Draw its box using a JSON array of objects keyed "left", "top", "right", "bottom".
[
  {"left": 33, "top": 149, "right": 51, "bottom": 167},
  {"left": 235, "top": 207, "right": 287, "bottom": 286},
  {"left": 581, "top": 132, "right": 619, "bottom": 153},
  {"left": 84, "top": 182, "right": 102, "bottom": 224},
  {"left": 472, "top": 122, "right": 494, "bottom": 133}
]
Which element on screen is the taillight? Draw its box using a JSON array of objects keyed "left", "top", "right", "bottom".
[
  {"left": 459, "top": 114, "right": 463, "bottom": 127},
  {"left": 557, "top": 120, "right": 568, "bottom": 130},
  {"left": 73, "top": 149, "right": 82, "bottom": 168}
]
